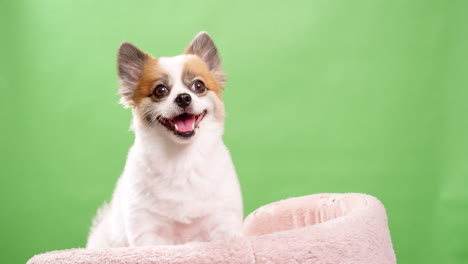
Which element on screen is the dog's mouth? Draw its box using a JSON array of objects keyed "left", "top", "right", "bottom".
[{"left": 157, "top": 110, "right": 207, "bottom": 138}]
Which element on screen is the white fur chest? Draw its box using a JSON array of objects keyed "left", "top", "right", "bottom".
[{"left": 120, "top": 130, "right": 238, "bottom": 225}]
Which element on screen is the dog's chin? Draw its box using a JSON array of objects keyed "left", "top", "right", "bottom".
[{"left": 156, "top": 110, "right": 207, "bottom": 143}]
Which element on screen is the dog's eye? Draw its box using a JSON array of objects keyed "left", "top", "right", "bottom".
[
  {"left": 153, "top": 85, "right": 169, "bottom": 99},
  {"left": 190, "top": 80, "right": 206, "bottom": 94}
]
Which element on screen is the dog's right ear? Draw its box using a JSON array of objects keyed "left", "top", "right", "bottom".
[
  {"left": 185, "top": 32, "right": 226, "bottom": 87},
  {"left": 117, "top": 42, "right": 149, "bottom": 107}
]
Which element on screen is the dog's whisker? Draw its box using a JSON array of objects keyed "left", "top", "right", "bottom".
[
  {"left": 143, "top": 108, "right": 156, "bottom": 118},
  {"left": 150, "top": 114, "right": 159, "bottom": 126}
]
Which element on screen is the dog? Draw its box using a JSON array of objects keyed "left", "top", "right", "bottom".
[{"left": 86, "top": 32, "right": 243, "bottom": 248}]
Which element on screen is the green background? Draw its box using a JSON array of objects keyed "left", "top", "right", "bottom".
[{"left": 1, "top": 0, "right": 467, "bottom": 263}]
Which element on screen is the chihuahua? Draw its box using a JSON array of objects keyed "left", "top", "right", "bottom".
[{"left": 86, "top": 32, "right": 243, "bottom": 248}]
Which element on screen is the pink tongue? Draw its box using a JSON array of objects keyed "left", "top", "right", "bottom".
[{"left": 173, "top": 115, "right": 195, "bottom": 133}]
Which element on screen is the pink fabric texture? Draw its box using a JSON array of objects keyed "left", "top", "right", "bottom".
[{"left": 27, "top": 193, "right": 396, "bottom": 264}]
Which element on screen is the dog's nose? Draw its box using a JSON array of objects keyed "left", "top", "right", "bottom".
[{"left": 175, "top": 93, "right": 191, "bottom": 108}]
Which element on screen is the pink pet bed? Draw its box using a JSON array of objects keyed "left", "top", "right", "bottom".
[{"left": 27, "top": 193, "right": 396, "bottom": 264}]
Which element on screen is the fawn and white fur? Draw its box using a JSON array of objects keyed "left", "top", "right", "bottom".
[{"left": 86, "top": 32, "right": 243, "bottom": 248}]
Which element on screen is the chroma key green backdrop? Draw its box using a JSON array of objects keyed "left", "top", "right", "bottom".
[{"left": 1, "top": 0, "right": 467, "bottom": 263}]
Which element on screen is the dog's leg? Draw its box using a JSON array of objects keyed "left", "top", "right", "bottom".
[
  {"left": 124, "top": 210, "right": 172, "bottom": 246},
  {"left": 206, "top": 210, "right": 243, "bottom": 241}
]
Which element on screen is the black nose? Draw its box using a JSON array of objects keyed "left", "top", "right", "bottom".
[{"left": 175, "top": 93, "right": 191, "bottom": 108}]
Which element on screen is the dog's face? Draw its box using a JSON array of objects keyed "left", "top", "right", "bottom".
[{"left": 117, "top": 32, "right": 226, "bottom": 143}]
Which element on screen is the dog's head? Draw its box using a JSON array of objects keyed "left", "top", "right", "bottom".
[{"left": 117, "top": 32, "right": 226, "bottom": 143}]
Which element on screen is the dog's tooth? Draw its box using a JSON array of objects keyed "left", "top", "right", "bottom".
[
  {"left": 174, "top": 123, "right": 179, "bottom": 131},
  {"left": 191, "top": 122, "right": 195, "bottom": 130}
]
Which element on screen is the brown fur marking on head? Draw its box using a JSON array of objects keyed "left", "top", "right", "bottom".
[
  {"left": 132, "top": 57, "right": 167, "bottom": 105},
  {"left": 182, "top": 55, "right": 223, "bottom": 99}
]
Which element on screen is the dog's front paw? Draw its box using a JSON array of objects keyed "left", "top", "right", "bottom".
[
  {"left": 210, "top": 230, "right": 242, "bottom": 241},
  {"left": 129, "top": 233, "right": 170, "bottom": 247}
]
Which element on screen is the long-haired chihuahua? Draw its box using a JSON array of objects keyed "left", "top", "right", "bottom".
[{"left": 86, "top": 32, "right": 243, "bottom": 248}]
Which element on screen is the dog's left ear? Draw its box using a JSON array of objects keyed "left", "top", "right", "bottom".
[
  {"left": 185, "top": 31, "right": 226, "bottom": 86},
  {"left": 117, "top": 42, "right": 149, "bottom": 107}
]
